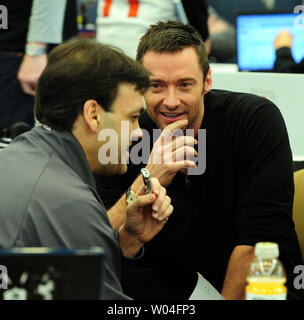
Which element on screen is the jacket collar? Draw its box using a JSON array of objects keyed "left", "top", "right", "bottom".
[{"left": 27, "top": 126, "right": 97, "bottom": 192}]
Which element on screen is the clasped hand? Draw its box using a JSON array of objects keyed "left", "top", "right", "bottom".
[
  {"left": 145, "top": 119, "right": 198, "bottom": 187},
  {"left": 119, "top": 177, "right": 173, "bottom": 257}
]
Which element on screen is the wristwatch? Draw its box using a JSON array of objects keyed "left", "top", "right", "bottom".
[
  {"left": 25, "top": 43, "right": 47, "bottom": 56},
  {"left": 126, "top": 187, "right": 136, "bottom": 205}
]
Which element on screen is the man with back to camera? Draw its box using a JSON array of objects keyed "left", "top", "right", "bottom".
[
  {"left": 95, "top": 21, "right": 304, "bottom": 300},
  {"left": 0, "top": 38, "right": 174, "bottom": 299},
  {"left": 0, "top": 0, "right": 78, "bottom": 133}
]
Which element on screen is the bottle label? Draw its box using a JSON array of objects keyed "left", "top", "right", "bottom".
[{"left": 246, "top": 292, "right": 286, "bottom": 300}]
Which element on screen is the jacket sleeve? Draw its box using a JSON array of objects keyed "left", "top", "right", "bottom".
[
  {"left": 19, "top": 184, "right": 131, "bottom": 300},
  {"left": 182, "top": 0, "right": 209, "bottom": 40}
]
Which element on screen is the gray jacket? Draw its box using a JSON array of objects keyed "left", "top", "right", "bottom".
[{"left": 0, "top": 126, "right": 131, "bottom": 299}]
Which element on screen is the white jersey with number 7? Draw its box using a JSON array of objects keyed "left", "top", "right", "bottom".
[{"left": 96, "top": 0, "right": 180, "bottom": 59}]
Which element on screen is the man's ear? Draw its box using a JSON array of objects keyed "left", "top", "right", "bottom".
[
  {"left": 82, "top": 99, "right": 103, "bottom": 134},
  {"left": 203, "top": 68, "right": 212, "bottom": 95}
]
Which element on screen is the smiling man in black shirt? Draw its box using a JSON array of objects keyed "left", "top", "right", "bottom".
[{"left": 96, "top": 21, "right": 303, "bottom": 300}]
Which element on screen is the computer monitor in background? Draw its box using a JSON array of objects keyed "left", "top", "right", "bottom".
[{"left": 236, "top": 11, "right": 304, "bottom": 71}]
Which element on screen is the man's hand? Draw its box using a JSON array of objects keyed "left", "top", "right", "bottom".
[
  {"left": 107, "top": 119, "right": 197, "bottom": 229},
  {"left": 274, "top": 30, "right": 293, "bottom": 50},
  {"left": 145, "top": 119, "right": 197, "bottom": 187},
  {"left": 118, "top": 177, "right": 173, "bottom": 257},
  {"left": 208, "top": 14, "right": 229, "bottom": 34},
  {"left": 17, "top": 53, "right": 47, "bottom": 96}
]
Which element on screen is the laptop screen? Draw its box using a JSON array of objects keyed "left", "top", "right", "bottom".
[
  {"left": 0, "top": 247, "right": 104, "bottom": 300},
  {"left": 236, "top": 12, "right": 304, "bottom": 71}
]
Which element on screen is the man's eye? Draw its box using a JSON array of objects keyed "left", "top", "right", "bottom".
[
  {"left": 181, "top": 82, "right": 191, "bottom": 88},
  {"left": 151, "top": 83, "right": 160, "bottom": 89}
]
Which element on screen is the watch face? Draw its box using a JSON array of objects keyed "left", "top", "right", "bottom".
[
  {"left": 28, "top": 46, "right": 36, "bottom": 56},
  {"left": 126, "top": 188, "right": 136, "bottom": 205},
  {"left": 26, "top": 44, "right": 46, "bottom": 56}
]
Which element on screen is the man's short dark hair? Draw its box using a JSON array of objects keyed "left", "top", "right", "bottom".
[
  {"left": 136, "top": 21, "right": 209, "bottom": 80},
  {"left": 35, "top": 38, "right": 150, "bottom": 131}
]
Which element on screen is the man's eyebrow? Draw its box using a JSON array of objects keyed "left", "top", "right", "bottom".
[
  {"left": 178, "top": 77, "right": 196, "bottom": 82},
  {"left": 149, "top": 78, "right": 162, "bottom": 82},
  {"left": 150, "top": 77, "right": 196, "bottom": 82}
]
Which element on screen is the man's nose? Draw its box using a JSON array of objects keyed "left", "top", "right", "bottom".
[
  {"left": 131, "top": 124, "right": 143, "bottom": 141},
  {"left": 163, "top": 87, "right": 180, "bottom": 110}
]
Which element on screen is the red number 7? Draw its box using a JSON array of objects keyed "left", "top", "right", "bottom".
[{"left": 103, "top": 0, "right": 139, "bottom": 17}]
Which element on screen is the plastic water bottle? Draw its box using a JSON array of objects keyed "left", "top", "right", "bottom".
[{"left": 246, "top": 242, "right": 287, "bottom": 300}]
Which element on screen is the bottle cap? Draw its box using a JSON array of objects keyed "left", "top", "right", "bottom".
[{"left": 254, "top": 242, "right": 279, "bottom": 259}]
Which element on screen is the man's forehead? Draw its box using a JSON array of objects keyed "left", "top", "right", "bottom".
[
  {"left": 123, "top": 95, "right": 146, "bottom": 115},
  {"left": 111, "top": 83, "right": 145, "bottom": 112},
  {"left": 142, "top": 47, "right": 202, "bottom": 77},
  {"left": 142, "top": 47, "right": 199, "bottom": 63}
]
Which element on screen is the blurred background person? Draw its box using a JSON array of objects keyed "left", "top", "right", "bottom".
[
  {"left": 95, "top": 0, "right": 210, "bottom": 59},
  {"left": 207, "top": 0, "right": 301, "bottom": 63},
  {"left": 273, "top": 30, "right": 304, "bottom": 73},
  {"left": 207, "top": 6, "right": 236, "bottom": 63},
  {"left": 0, "top": 0, "right": 77, "bottom": 137}
]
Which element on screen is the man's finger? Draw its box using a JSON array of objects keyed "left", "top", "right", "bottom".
[
  {"left": 153, "top": 193, "right": 171, "bottom": 220},
  {"left": 164, "top": 146, "right": 198, "bottom": 163},
  {"left": 136, "top": 176, "right": 160, "bottom": 196},
  {"left": 152, "top": 186, "right": 166, "bottom": 213},
  {"left": 128, "top": 193, "right": 156, "bottom": 213},
  {"left": 153, "top": 204, "right": 173, "bottom": 222},
  {"left": 161, "top": 119, "right": 188, "bottom": 138},
  {"left": 167, "top": 136, "right": 197, "bottom": 152},
  {"left": 163, "top": 160, "right": 197, "bottom": 173},
  {"left": 150, "top": 177, "right": 160, "bottom": 196}
]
